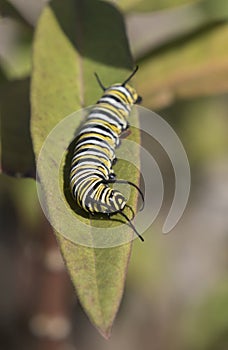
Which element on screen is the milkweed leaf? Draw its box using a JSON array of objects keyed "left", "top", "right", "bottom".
[{"left": 31, "top": 0, "right": 140, "bottom": 338}]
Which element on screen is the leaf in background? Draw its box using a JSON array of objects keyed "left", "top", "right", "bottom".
[
  {"left": 116, "top": 0, "right": 198, "bottom": 12},
  {"left": 136, "top": 24, "right": 228, "bottom": 109},
  {"left": 0, "top": 0, "right": 30, "bottom": 24},
  {"left": 127, "top": 0, "right": 228, "bottom": 60},
  {"left": 0, "top": 12, "right": 35, "bottom": 176},
  {"left": 0, "top": 17, "right": 32, "bottom": 79},
  {"left": 31, "top": 0, "right": 140, "bottom": 337},
  {"left": 0, "top": 78, "right": 36, "bottom": 176},
  {"left": 6, "top": 0, "right": 46, "bottom": 25}
]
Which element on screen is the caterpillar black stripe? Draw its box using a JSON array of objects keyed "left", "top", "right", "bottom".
[{"left": 70, "top": 66, "right": 144, "bottom": 242}]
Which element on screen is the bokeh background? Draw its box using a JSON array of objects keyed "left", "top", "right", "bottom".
[{"left": 1, "top": 0, "right": 228, "bottom": 349}]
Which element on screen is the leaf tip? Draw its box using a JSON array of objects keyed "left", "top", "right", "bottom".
[{"left": 97, "top": 325, "right": 112, "bottom": 340}]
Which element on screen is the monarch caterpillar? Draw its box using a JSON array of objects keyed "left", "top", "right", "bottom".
[{"left": 70, "top": 66, "right": 144, "bottom": 242}]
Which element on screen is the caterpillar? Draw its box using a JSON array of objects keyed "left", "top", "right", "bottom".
[{"left": 70, "top": 66, "right": 144, "bottom": 242}]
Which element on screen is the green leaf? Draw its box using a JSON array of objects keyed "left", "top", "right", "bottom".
[
  {"left": 0, "top": 78, "right": 36, "bottom": 176},
  {"left": 0, "top": 18, "right": 34, "bottom": 176},
  {"left": 127, "top": 0, "right": 228, "bottom": 59},
  {"left": 58, "top": 235, "right": 132, "bottom": 337},
  {"left": 0, "top": 18, "right": 32, "bottom": 79},
  {"left": 2, "top": 0, "right": 44, "bottom": 26},
  {"left": 0, "top": 0, "right": 30, "bottom": 24},
  {"left": 136, "top": 23, "right": 228, "bottom": 109},
  {"left": 117, "top": 0, "right": 228, "bottom": 14},
  {"left": 116, "top": 0, "right": 198, "bottom": 12},
  {"left": 31, "top": 0, "right": 140, "bottom": 337}
]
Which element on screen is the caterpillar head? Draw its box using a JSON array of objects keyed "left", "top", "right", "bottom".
[
  {"left": 94, "top": 66, "right": 142, "bottom": 105},
  {"left": 123, "top": 83, "right": 142, "bottom": 105},
  {"left": 120, "top": 66, "right": 142, "bottom": 104}
]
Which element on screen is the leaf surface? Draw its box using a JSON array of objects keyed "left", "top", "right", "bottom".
[{"left": 31, "top": 0, "right": 140, "bottom": 337}]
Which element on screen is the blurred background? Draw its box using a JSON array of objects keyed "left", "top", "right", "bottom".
[{"left": 0, "top": 0, "right": 228, "bottom": 349}]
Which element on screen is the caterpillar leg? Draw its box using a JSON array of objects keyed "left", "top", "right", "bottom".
[
  {"left": 112, "top": 157, "right": 118, "bottom": 166},
  {"left": 107, "top": 178, "right": 144, "bottom": 211}
]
